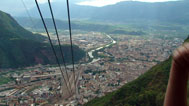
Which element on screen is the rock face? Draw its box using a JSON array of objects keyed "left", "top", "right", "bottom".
[{"left": 0, "top": 10, "right": 85, "bottom": 68}]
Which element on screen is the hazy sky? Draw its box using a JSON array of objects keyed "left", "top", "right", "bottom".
[
  {"left": 39, "top": 0, "right": 179, "bottom": 6},
  {"left": 36, "top": 0, "right": 179, "bottom": 7},
  {"left": 77, "top": 0, "right": 178, "bottom": 7}
]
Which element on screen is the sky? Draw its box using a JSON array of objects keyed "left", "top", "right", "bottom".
[{"left": 77, "top": 0, "right": 179, "bottom": 7}]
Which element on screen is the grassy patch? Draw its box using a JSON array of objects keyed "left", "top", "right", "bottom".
[{"left": 0, "top": 76, "right": 12, "bottom": 85}]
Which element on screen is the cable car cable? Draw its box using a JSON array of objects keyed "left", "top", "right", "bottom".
[
  {"left": 66, "top": 0, "right": 77, "bottom": 93},
  {"left": 35, "top": 0, "right": 71, "bottom": 95},
  {"left": 48, "top": 0, "right": 72, "bottom": 93},
  {"left": 21, "top": 0, "right": 38, "bottom": 32}
]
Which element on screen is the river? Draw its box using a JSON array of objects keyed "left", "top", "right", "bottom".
[{"left": 88, "top": 34, "right": 116, "bottom": 64}]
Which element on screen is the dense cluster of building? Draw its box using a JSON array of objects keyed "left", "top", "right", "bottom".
[
  {"left": 73, "top": 34, "right": 183, "bottom": 104},
  {"left": 0, "top": 32, "right": 183, "bottom": 105}
]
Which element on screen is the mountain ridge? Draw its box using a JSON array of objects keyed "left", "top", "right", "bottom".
[
  {"left": 19, "top": 0, "right": 189, "bottom": 24},
  {"left": 0, "top": 10, "right": 46, "bottom": 42},
  {"left": 14, "top": 17, "right": 145, "bottom": 36}
]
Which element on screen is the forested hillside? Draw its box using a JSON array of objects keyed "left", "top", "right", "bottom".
[{"left": 0, "top": 10, "right": 85, "bottom": 68}]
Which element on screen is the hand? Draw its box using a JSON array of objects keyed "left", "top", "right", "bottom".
[
  {"left": 164, "top": 43, "right": 189, "bottom": 106},
  {"left": 173, "top": 43, "right": 189, "bottom": 71}
]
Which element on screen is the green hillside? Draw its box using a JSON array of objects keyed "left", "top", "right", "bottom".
[
  {"left": 0, "top": 10, "right": 85, "bottom": 68},
  {"left": 0, "top": 11, "right": 46, "bottom": 42},
  {"left": 85, "top": 38, "right": 189, "bottom": 106}
]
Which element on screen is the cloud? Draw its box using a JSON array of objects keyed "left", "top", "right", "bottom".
[
  {"left": 37, "top": 0, "right": 57, "bottom": 4},
  {"left": 133, "top": 0, "right": 178, "bottom": 2},
  {"left": 37, "top": 0, "right": 47, "bottom": 3},
  {"left": 77, "top": 0, "right": 127, "bottom": 7}
]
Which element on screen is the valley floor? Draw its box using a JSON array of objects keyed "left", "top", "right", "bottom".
[{"left": 0, "top": 32, "right": 183, "bottom": 105}]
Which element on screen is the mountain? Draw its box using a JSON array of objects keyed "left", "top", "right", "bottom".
[
  {"left": 14, "top": 17, "right": 113, "bottom": 32},
  {"left": 20, "top": 0, "right": 189, "bottom": 24},
  {"left": 0, "top": 11, "right": 46, "bottom": 42},
  {"left": 0, "top": 10, "right": 85, "bottom": 68},
  {"left": 92, "top": 0, "right": 189, "bottom": 24},
  {"left": 0, "top": 0, "right": 84, "bottom": 16},
  {"left": 84, "top": 37, "right": 189, "bottom": 106},
  {"left": 14, "top": 17, "right": 145, "bottom": 36},
  {"left": 19, "top": 1, "right": 97, "bottom": 20}
]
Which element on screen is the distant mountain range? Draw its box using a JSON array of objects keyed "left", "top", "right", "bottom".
[
  {"left": 14, "top": 17, "right": 145, "bottom": 36},
  {"left": 14, "top": 17, "right": 114, "bottom": 32},
  {"left": 0, "top": 10, "right": 85, "bottom": 68},
  {"left": 19, "top": 0, "right": 189, "bottom": 24}
]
